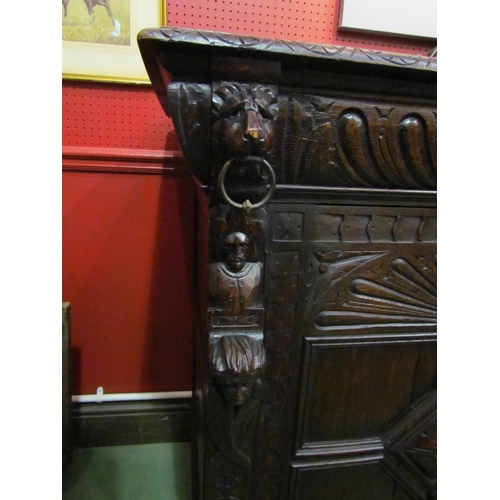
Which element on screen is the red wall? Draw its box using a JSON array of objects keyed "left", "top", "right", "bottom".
[
  {"left": 63, "top": 171, "right": 197, "bottom": 394},
  {"left": 62, "top": 3, "right": 435, "bottom": 395},
  {"left": 62, "top": 82, "right": 199, "bottom": 394}
]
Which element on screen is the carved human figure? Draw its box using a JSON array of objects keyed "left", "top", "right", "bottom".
[
  {"left": 209, "top": 334, "right": 266, "bottom": 468},
  {"left": 209, "top": 231, "right": 262, "bottom": 315},
  {"left": 209, "top": 335, "right": 265, "bottom": 406}
]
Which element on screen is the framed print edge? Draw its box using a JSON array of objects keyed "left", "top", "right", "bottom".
[
  {"left": 339, "top": 0, "right": 437, "bottom": 40},
  {"left": 62, "top": 0, "right": 163, "bottom": 84}
]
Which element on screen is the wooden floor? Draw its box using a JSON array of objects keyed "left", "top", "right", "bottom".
[{"left": 62, "top": 443, "right": 191, "bottom": 500}]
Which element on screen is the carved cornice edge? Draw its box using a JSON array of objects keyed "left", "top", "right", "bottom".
[{"left": 138, "top": 27, "right": 437, "bottom": 73}]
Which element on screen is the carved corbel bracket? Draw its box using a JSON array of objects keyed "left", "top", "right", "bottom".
[{"left": 167, "top": 82, "right": 212, "bottom": 186}]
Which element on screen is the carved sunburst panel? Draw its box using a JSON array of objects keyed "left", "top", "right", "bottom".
[{"left": 304, "top": 247, "right": 436, "bottom": 332}]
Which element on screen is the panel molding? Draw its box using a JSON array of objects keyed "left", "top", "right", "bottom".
[
  {"left": 291, "top": 452, "right": 383, "bottom": 470},
  {"left": 272, "top": 187, "right": 437, "bottom": 208},
  {"left": 296, "top": 335, "right": 436, "bottom": 452},
  {"left": 295, "top": 437, "right": 384, "bottom": 460},
  {"left": 62, "top": 146, "right": 190, "bottom": 175}
]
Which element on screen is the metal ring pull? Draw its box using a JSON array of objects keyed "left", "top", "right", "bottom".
[{"left": 217, "top": 157, "right": 276, "bottom": 213}]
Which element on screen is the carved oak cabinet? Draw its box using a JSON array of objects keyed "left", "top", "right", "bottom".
[{"left": 138, "top": 28, "right": 437, "bottom": 500}]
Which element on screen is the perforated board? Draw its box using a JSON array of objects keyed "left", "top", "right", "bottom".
[
  {"left": 167, "top": 0, "right": 435, "bottom": 54},
  {"left": 62, "top": 81, "right": 180, "bottom": 150},
  {"left": 167, "top": 0, "right": 336, "bottom": 43}
]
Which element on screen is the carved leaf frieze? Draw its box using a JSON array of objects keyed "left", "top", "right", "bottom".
[{"left": 279, "top": 96, "right": 437, "bottom": 190}]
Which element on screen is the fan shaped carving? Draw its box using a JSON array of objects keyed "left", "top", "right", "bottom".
[{"left": 308, "top": 252, "right": 437, "bottom": 329}]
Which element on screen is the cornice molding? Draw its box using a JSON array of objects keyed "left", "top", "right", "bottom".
[{"left": 138, "top": 27, "right": 437, "bottom": 72}]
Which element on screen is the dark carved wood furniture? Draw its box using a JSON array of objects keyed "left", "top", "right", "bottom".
[
  {"left": 63, "top": 302, "right": 72, "bottom": 466},
  {"left": 138, "top": 28, "right": 436, "bottom": 500}
]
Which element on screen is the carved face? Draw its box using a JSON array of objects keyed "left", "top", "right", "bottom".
[
  {"left": 212, "top": 83, "right": 278, "bottom": 158},
  {"left": 219, "top": 372, "right": 257, "bottom": 406},
  {"left": 209, "top": 335, "right": 266, "bottom": 406},
  {"left": 224, "top": 231, "right": 250, "bottom": 271}
]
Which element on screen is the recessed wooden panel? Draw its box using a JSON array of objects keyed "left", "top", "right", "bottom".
[
  {"left": 300, "top": 342, "right": 420, "bottom": 443},
  {"left": 292, "top": 461, "right": 395, "bottom": 500},
  {"left": 410, "top": 342, "right": 437, "bottom": 405}
]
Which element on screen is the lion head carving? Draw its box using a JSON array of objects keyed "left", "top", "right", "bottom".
[{"left": 212, "top": 82, "right": 278, "bottom": 158}]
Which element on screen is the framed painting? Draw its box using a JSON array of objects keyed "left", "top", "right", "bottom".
[
  {"left": 62, "top": 0, "right": 166, "bottom": 83},
  {"left": 340, "top": 0, "right": 436, "bottom": 39}
]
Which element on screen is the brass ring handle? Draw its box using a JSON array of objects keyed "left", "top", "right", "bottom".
[{"left": 217, "top": 157, "right": 276, "bottom": 213}]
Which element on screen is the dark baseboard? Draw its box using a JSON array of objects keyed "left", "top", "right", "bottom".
[{"left": 71, "top": 397, "right": 191, "bottom": 448}]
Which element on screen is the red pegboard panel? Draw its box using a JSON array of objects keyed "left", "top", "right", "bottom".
[
  {"left": 167, "top": 0, "right": 336, "bottom": 43},
  {"left": 62, "top": 81, "right": 180, "bottom": 151},
  {"left": 167, "top": 0, "right": 435, "bottom": 55}
]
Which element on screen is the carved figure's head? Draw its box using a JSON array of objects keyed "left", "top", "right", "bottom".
[
  {"left": 209, "top": 335, "right": 265, "bottom": 406},
  {"left": 212, "top": 82, "right": 278, "bottom": 158},
  {"left": 223, "top": 231, "right": 250, "bottom": 271},
  {"left": 209, "top": 206, "right": 267, "bottom": 264}
]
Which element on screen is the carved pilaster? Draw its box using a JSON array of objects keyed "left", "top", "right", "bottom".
[{"left": 202, "top": 81, "right": 278, "bottom": 500}]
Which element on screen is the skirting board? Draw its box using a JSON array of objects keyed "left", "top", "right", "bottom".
[{"left": 71, "top": 396, "right": 191, "bottom": 448}]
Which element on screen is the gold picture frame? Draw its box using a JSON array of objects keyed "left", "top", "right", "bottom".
[{"left": 62, "top": 0, "right": 165, "bottom": 84}]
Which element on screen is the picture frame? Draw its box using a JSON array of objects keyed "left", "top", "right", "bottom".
[
  {"left": 62, "top": 0, "right": 165, "bottom": 84},
  {"left": 339, "top": 0, "right": 436, "bottom": 39}
]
